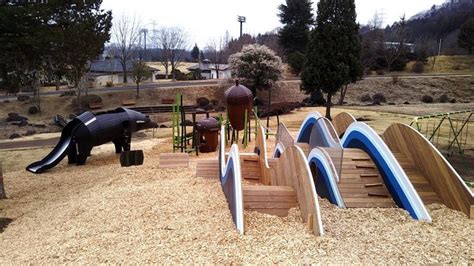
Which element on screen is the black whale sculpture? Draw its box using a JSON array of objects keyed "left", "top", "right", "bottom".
[{"left": 26, "top": 107, "right": 157, "bottom": 174}]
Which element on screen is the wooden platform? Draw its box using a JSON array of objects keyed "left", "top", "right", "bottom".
[
  {"left": 159, "top": 153, "right": 189, "bottom": 168},
  {"left": 196, "top": 160, "right": 219, "bottom": 179},
  {"left": 243, "top": 185, "right": 298, "bottom": 217},
  {"left": 339, "top": 149, "right": 397, "bottom": 208}
]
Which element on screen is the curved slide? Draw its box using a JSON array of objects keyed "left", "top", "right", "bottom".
[
  {"left": 275, "top": 112, "right": 432, "bottom": 221},
  {"left": 26, "top": 119, "right": 81, "bottom": 174},
  {"left": 341, "top": 122, "right": 431, "bottom": 221},
  {"left": 218, "top": 126, "right": 244, "bottom": 234}
]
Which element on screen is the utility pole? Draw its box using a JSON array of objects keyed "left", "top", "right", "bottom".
[
  {"left": 432, "top": 38, "right": 442, "bottom": 70},
  {"left": 237, "top": 16, "right": 246, "bottom": 38},
  {"left": 140, "top": 29, "right": 148, "bottom": 61}
]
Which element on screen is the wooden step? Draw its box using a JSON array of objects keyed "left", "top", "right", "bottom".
[
  {"left": 159, "top": 153, "right": 189, "bottom": 168},
  {"left": 196, "top": 160, "right": 219, "bottom": 179},
  {"left": 243, "top": 185, "right": 298, "bottom": 217},
  {"left": 241, "top": 160, "right": 262, "bottom": 180}
]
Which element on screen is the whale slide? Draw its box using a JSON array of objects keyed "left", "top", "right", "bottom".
[{"left": 26, "top": 120, "right": 81, "bottom": 173}]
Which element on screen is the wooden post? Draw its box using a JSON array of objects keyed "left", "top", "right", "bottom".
[{"left": 0, "top": 162, "right": 6, "bottom": 199}]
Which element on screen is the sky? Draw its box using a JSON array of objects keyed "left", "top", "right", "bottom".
[{"left": 101, "top": 0, "right": 447, "bottom": 48}]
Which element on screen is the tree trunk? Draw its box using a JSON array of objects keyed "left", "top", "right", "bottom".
[
  {"left": 326, "top": 92, "right": 332, "bottom": 120},
  {"left": 123, "top": 66, "right": 128, "bottom": 84},
  {"left": 165, "top": 66, "right": 169, "bottom": 79},
  {"left": 338, "top": 84, "right": 348, "bottom": 105},
  {"left": 136, "top": 82, "right": 140, "bottom": 98},
  {"left": 171, "top": 65, "right": 176, "bottom": 81}
]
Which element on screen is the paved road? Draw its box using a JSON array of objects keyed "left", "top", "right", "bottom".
[
  {"left": 1, "top": 73, "right": 472, "bottom": 101},
  {"left": 0, "top": 80, "right": 219, "bottom": 101}
]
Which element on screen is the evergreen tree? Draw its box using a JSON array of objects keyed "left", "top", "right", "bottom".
[
  {"left": 458, "top": 18, "right": 474, "bottom": 54},
  {"left": 278, "top": 0, "right": 314, "bottom": 55},
  {"left": 191, "top": 43, "right": 200, "bottom": 62},
  {"left": 301, "top": 0, "right": 362, "bottom": 119}
]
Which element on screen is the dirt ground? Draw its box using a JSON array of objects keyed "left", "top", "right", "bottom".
[{"left": 0, "top": 129, "right": 473, "bottom": 263}]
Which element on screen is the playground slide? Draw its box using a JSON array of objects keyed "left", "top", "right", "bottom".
[
  {"left": 26, "top": 119, "right": 81, "bottom": 174},
  {"left": 333, "top": 112, "right": 473, "bottom": 219},
  {"left": 341, "top": 122, "right": 431, "bottom": 221},
  {"left": 218, "top": 126, "right": 245, "bottom": 234},
  {"left": 275, "top": 112, "right": 432, "bottom": 221}
]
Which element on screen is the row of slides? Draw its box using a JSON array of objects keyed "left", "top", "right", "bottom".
[
  {"left": 274, "top": 111, "right": 473, "bottom": 221},
  {"left": 218, "top": 124, "right": 324, "bottom": 235}
]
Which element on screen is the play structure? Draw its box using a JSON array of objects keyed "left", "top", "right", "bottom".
[
  {"left": 216, "top": 123, "right": 324, "bottom": 235},
  {"left": 26, "top": 107, "right": 157, "bottom": 174},
  {"left": 409, "top": 109, "right": 473, "bottom": 156},
  {"left": 273, "top": 111, "right": 473, "bottom": 220},
  {"left": 224, "top": 81, "right": 253, "bottom": 147},
  {"left": 197, "top": 108, "right": 473, "bottom": 235}
]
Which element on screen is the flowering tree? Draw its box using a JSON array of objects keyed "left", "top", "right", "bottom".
[{"left": 228, "top": 44, "right": 283, "bottom": 96}]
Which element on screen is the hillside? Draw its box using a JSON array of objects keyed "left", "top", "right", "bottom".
[{"left": 383, "top": 1, "right": 474, "bottom": 54}]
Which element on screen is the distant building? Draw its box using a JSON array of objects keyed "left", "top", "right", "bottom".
[
  {"left": 384, "top": 42, "right": 416, "bottom": 53},
  {"left": 187, "top": 59, "right": 232, "bottom": 80},
  {"left": 0, "top": 0, "right": 48, "bottom": 4},
  {"left": 89, "top": 59, "right": 159, "bottom": 87}
]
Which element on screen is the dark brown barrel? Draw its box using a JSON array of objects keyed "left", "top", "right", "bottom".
[
  {"left": 197, "top": 117, "right": 220, "bottom": 153},
  {"left": 225, "top": 81, "right": 253, "bottom": 131}
]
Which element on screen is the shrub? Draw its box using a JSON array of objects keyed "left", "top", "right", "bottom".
[
  {"left": 360, "top": 94, "right": 372, "bottom": 102},
  {"left": 106, "top": 81, "right": 113, "bottom": 87},
  {"left": 421, "top": 95, "right": 434, "bottom": 103},
  {"left": 438, "top": 94, "right": 449, "bottom": 103},
  {"left": 196, "top": 97, "right": 210, "bottom": 107},
  {"left": 376, "top": 69, "right": 385, "bottom": 75},
  {"left": 391, "top": 74, "right": 399, "bottom": 84},
  {"left": 303, "top": 89, "right": 326, "bottom": 106},
  {"left": 412, "top": 61, "right": 425, "bottom": 74},
  {"left": 372, "top": 93, "right": 387, "bottom": 104},
  {"left": 452, "top": 64, "right": 461, "bottom": 71},
  {"left": 287, "top": 52, "right": 306, "bottom": 75}
]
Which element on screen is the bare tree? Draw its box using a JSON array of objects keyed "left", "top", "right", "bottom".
[
  {"left": 111, "top": 14, "right": 141, "bottom": 83},
  {"left": 205, "top": 37, "right": 229, "bottom": 79},
  {"left": 381, "top": 15, "right": 408, "bottom": 72},
  {"left": 154, "top": 26, "right": 188, "bottom": 81}
]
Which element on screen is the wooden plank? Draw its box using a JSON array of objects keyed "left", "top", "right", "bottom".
[
  {"left": 383, "top": 123, "right": 473, "bottom": 218},
  {"left": 159, "top": 153, "right": 189, "bottom": 168},
  {"left": 365, "top": 183, "right": 383, "bottom": 188},
  {"left": 360, "top": 174, "right": 380, "bottom": 178},
  {"left": 333, "top": 112, "right": 356, "bottom": 137},
  {"left": 196, "top": 160, "right": 219, "bottom": 179}
]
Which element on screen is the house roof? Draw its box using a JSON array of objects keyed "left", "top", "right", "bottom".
[
  {"left": 187, "top": 62, "right": 230, "bottom": 71},
  {"left": 90, "top": 59, "right": 159, "bottom": 73}
]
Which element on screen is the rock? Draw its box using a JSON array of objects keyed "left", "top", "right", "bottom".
[
  {"left": 7, "top": 113, "right": 28, "bottom": 122},
  {"left": 196, "top": 97, "right": 210, "bottom": 108},
  {"left": 388, "top": 102, "right": 396, "bottom": 105},
  {"left": 210, "top": 99, "right": 219, "bottom": 106},
  {"left": 24, "top": 129, "right": 36, "bottom": 136},
  {"left": 403, "top": 101, "right": 410, "bottom": 105},
  {"left": 159, "top": 124, "right": 168, "bottom": 128},
  {"left": 9, "top": 133, "right": 21, "bottom": 139},
  {"left": 28, "top": 106, "right": 40, "bottom": 115},
  {"left": 450, "top": 98, "right": 457, "bottom": 103},
  {"left": 12, "top": 120, "right": 28, "bottom": 127},
  {"left": 17, "top": 94, "right": 30, "bottom": 102}
]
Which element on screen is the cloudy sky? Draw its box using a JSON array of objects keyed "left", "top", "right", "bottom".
[{"left": 102, "top": 0, "right": 447, "bottom": 47}]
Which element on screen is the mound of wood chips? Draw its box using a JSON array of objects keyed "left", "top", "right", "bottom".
[{"left": 0, "top": 142, "right": 472, "bottom": 263}]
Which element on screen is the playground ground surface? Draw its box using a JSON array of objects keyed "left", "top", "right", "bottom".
[{"left": 0, "top": 106, "right": 473, "bottom": 263}]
